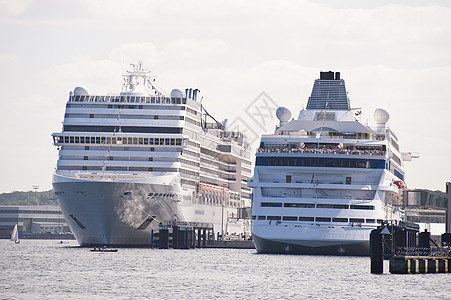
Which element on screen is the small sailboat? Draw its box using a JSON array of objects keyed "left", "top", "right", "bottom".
[{"left": 10, "top": 224, "right": 20, "bottom": 244}]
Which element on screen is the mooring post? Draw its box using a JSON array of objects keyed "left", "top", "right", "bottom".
[
  {"left": 159, "top": 224, "right": 169, "bottom": 249},
  {"left": 173, "top": 224, "right": 179, "bottom": 249},
  {"left": 419, "top": 230, "right": 431, "bottom": 255},
  {"left": 370, "top": 228, "right": 383, "bottom": 274}
]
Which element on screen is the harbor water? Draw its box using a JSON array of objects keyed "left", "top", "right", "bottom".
[{"left": 0, "top": 240, "right": 449, "bottom": 299}]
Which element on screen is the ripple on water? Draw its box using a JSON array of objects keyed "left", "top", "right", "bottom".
[{"left": 0, "top": 240, "right": 449, "bottom": 299}]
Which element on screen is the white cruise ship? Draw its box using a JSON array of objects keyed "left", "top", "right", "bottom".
[
  {"left": 249, "top": 71, "right": 413, "bottom": 255},
  {"left": 52, "top": 63, "right": 252, "bottom": 247}
]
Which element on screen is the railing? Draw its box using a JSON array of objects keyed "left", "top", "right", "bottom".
[
  {"left": 257, "top": 147, "right": 385, "bottom": 156},
  {"left": 69, "top": 94, "right": 187, "bottom": 105},
  {"left": 395, "top": 247, "right": 451, "bottom": 257}
]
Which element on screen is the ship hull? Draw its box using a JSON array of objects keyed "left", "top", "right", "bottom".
[
  {"left": 251, "top": 220, "right": 376, "bottom": 256},
  {"left": 53, "top": 174, "right": 249, "bottom": 246},
  {"left": 53, "top": 174, "right": 181, "bottom": 247},
  {"left": 252, "top": 234, "right": 369, "bottom": 256}
]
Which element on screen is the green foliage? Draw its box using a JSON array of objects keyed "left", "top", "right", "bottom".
[{"left": 0, "top": 190, "right": 58, "bottom": 206}]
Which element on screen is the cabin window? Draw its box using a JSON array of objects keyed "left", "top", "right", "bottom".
[
  {"left": 317, "top": 204, "right": 349, "bottom": 209},
  {"left": 286, "top": 175, "right": 291, "bottom": 183},
  {"left": 261, "top": 202, "right": 282, "bottom": 207},
  {"left": 332, "top": 218, "right": 348, "bottom": 222},
  {"left": 282, "top": 216, "right": 298, "bottom": 221},
  {"left": 350, "top": 205, "right": 374, "bottom": 210},
  {"left": 350, "top": 218, "right": 365, "bottom": 223},
  {"left": 284, "top": 203, "right": 315, "bottom": 208}
]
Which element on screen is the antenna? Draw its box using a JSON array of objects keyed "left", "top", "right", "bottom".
[{"left": 317, "top": 93, "right": 329, "bottom": 150}]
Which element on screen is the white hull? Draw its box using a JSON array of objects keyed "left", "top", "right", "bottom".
[
  {"left": 53, "top": 174, "right": 247, "bottom": 246},
  {"left": 252, "top": 220, "right": 375, "bottom": 255}
]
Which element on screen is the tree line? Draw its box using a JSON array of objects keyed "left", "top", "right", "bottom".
[{"left": 0, "top": 190, "right": 58, "bottom": 206}]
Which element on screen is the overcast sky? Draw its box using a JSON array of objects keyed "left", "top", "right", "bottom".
[{"left": 1, "top": 0, "right": 450, "bottom": 193}]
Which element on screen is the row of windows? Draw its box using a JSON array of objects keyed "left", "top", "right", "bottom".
[
  {"left": 180, "top": 158, "right": 200, "bottom": 167},
  {"left": 185, "top": 117, "right": 201, "bottom": 127},
  {"left": 256, "top": 157, "right": 385, "bottom": 169},
  {"left": 66, "top": 114, "right": 185, "bottom": 121},
  {"left": 54, "top": 136, "right": 186, "bottom": 146},
  {"left": 252, "top": 215, "right": 382, "bottom": 224},
  {"left": 261, "top": 202, "right": 374, "bottom": 210},
  {"left": 180, "top": 169, "right": 199, "bottom": 177},
  {"left": 57, "top": 166, "right": 176, "bottom": 172},
  {"left": 186, "top": 107, "right": 198, "bottom": 115},
  {"left": 63, "top": 125, "right": 183, "bottom": 134},
  {"left": 70, "top": 95, "right": 188, "bottom": 105},
  {"left": 0, "top": 210, "right": 62, "bottom": 214},
  {"left": 0, "top": 217, "right": 65, "bottom": 223}
]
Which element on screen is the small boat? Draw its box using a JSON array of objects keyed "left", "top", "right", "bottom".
[
  {"left": 90, "top": 247, "right": 118, "bottom": 252},
  {"left": 10, "top": 224, "right": 20, "bottom": 244}
]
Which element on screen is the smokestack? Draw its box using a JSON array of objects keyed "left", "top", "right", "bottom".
[
  {"left": 320, "top": 71, "right": 334, "bottom": 80},
  {"left": 193, "top": 89, "right": 199, "bottom": 101}
]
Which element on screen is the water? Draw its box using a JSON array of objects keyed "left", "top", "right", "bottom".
[{"left": 0, "top": 240, "right": 449, "bottom": 299}]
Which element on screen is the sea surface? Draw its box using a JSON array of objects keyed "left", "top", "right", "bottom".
[{"left": 0, "top": 240, "right": 449, "bottom": 300}]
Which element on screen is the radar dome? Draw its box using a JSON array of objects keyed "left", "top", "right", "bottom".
[
  {"left": 374, "top": 108, "right": 390, "bottom": 124},
  {"left": 170, "top": 89, "right": 185, "bottom": 98},
  {"left": 73, "top": 86, "right": 90, "bottom": 96},
  {"left": 276, "top": 107, "right": 292, "bottom": 122}
]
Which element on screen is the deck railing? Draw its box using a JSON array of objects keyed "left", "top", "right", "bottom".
[{"left": 257, "top": 147, "right": 385, "bottom": 156}]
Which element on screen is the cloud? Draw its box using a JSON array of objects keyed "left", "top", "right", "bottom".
[
  {"left": 109, "top": 42, "right": 161, "bottom": 66},
  {"left": 41, "top": 57, "right": 121, "bottom": 94},
  {"left": 83, "top": 0, "right": 154, "bottom": 19},
  {"left": 164, "top": 39, "right": 230, "bottom": 62},
  {"left": 0, "top": 0, "right": 32, "bottom": 17}
]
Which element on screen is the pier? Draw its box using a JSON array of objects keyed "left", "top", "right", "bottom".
[
  {"left": 370, "top": 221, "right": 451, "bottom": 274},
  {"left": 390, "top": 256, "right": 451, "bottom": 274},
  {"left": 151, "top": 221, "right": 254, "bottom": 249}
]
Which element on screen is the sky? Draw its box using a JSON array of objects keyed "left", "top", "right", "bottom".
[{"left": 0, "top": 0, "right": 450, "bottom": 193}]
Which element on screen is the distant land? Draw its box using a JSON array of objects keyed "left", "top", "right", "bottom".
[
  {"left": 0, "top": 189, "right": 447, "bottom": 209},
  {"left": 0, "top": 190, "right": 58, "bottom": 206}
]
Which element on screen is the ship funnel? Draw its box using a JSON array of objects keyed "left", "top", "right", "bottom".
[
  {"left": 185, "top": 88, "right": 193, "bottom": 99},
  {"left": 374, "top": 108, "right": 390, "bottom": 131},
  {"left": 193, "top": 89, "right": 199, "bottom": 101}
]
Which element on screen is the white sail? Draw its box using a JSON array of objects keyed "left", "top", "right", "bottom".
[{"left": 10, "top": 224, "right": 19, "bottom": 243}]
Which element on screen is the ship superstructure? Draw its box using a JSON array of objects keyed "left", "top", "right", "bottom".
[
  {"left": 52, "top": 64, "right": 252, "bottom": 246},
  {"left": 249, "top": 71, "right": 413, "bottom": 255}
]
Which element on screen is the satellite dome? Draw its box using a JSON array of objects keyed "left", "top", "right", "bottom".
[
  {"left": 374, "top": 108, "right": 390, "bottom": 124},
  {"left": 73, "top": 86, "right": 90, "bottom": 96},
  {"left": 170, "top": 89, "right": 185, "bottom": 98},
  {"left": 276, "top": 107, "right": 292, "bottom": 122}
]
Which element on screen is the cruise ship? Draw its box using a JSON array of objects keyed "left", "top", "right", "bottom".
[
  {"left": 249, "top": 71, "right": 413, "bottom": 255},
  {"left": 52, "top": 63, "right": 252, "bottom": 247}
]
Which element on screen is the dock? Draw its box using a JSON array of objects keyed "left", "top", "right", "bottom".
[
  {"left": 390, "top": 256, "right": 451, "bottom": 274},
  {"left": 370, "top": 221, "right": 451, "bottom": 274},
  {"left": 151, "top": 221, "right": 254, "bottom": 249}
]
